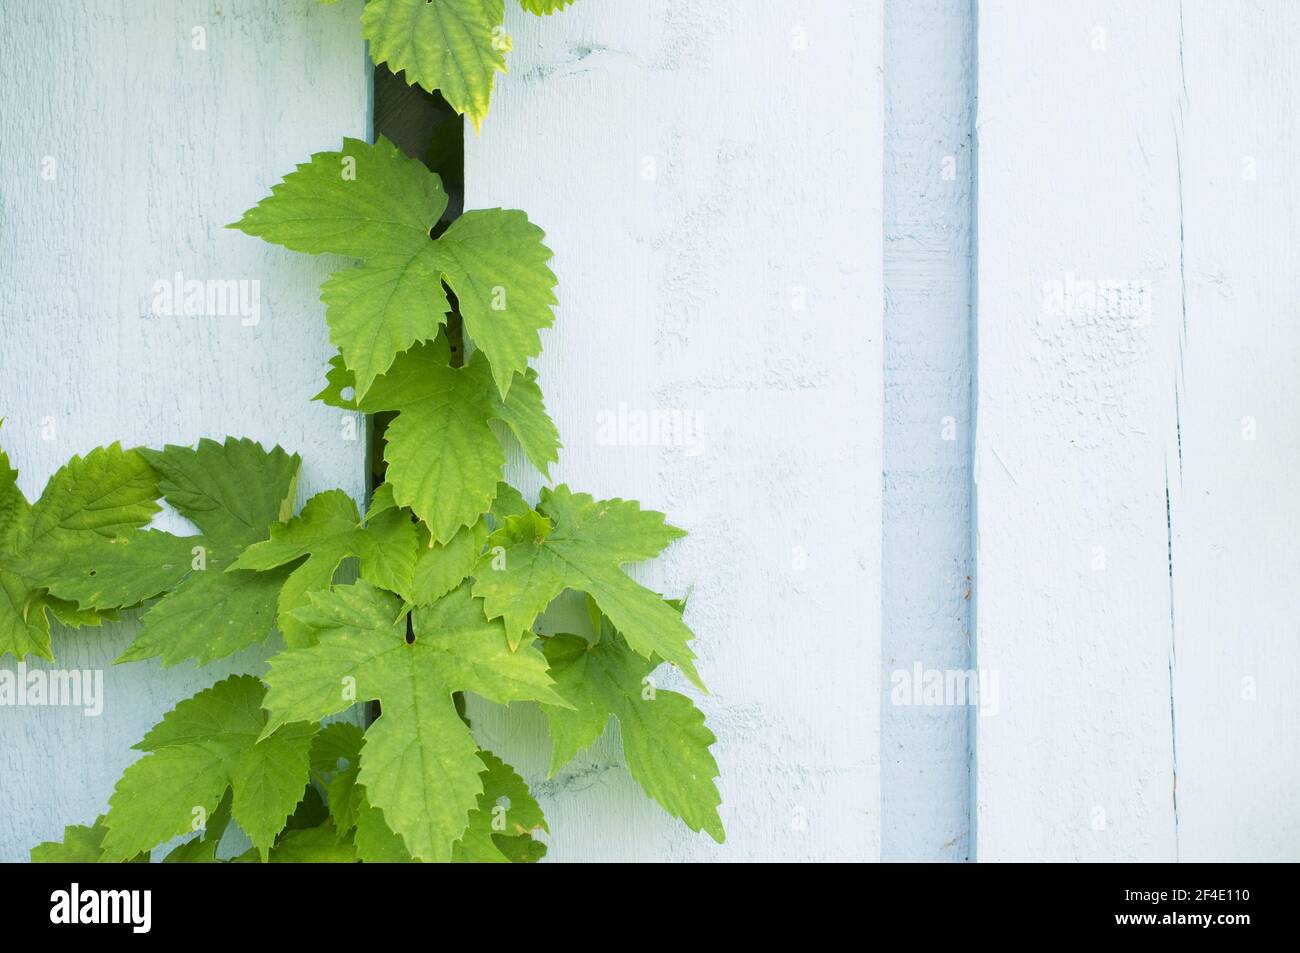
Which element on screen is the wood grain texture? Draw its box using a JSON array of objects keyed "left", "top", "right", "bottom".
[
  {"left": 882, "top": 0, "right": 974, "bottom": 862},
  {"left": 464, "top": 0, "right": 885, "bottom": 861},
  {"left": 974, "top": 0, "right": 1184, "bottom": 861},
  {"left": 0, "top": 0, "right": 369, "bottom": 860}
]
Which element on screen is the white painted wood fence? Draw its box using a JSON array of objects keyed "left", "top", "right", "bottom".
[
  {"left": 0, "top": 0, "right": 1296, "bottom": 863},
  {"left": 975, "top": 0, "right": 1300, "bottom": 862}
]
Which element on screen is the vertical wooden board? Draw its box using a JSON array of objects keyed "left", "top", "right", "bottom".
[
  {"left": 1170, "top": 0, "right": 1300, "bottom": 862},
  {"left": 882, "top": 0, "right": 975, "bottom": 862},
  {"left": 974, "top": 1, "right": 1183, "bottom": 860},
  {"left": 465, "top": 0, "right": 884, "bottom": 860},
  {"left": 0, "top": 0, "right": 369, "bottom": 860}
]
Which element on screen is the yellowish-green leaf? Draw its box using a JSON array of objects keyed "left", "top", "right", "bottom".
[
  {"left": 0, "top": 444, "right": 162, "bottom": 661},
  {"left": 362, "top": 0, "right": 507, "bottom": 132},
  {"left": 541, "top": 633, "right": 723, "bottom": 843},
  {"left": 426, "top": 209, "right": 558, "bottom": 397},
  {"left": 238, "top": 138, "right": 557, "bottom": 401},
  {"left": 101, "top": 675, "right": 316, "bottom": 862},
  {"left": 110, "top": 439, "right": 301, "bottom": 667},
  {"left": 360, "top": 342, "right": 558, "bottom": 544},
  {"left": 519, "top": 0, "right": 576, "bottom": 13},
  {"left": 321, "top": 252, "right": 452, "bottom": 398},
  {"left": 262, "top": 579, "right": 562, "bottom": 861},
  {"left": 230, "top": 488, "right": 419, "bottom": 646},
  {"left": 472, "top": 485, "right": 700, "bottom": 683},
  {"left": 411, "top": 518, "right": 488, "bottom": 605},
  {"left": 32, "top": 817, "right": 148, "bottom": 863},
  {"left": 267, "top": 823, "right": 358, "bottom": 863},
  {"left": 230, "top": 137, "right": 445, "bottom": 260}
]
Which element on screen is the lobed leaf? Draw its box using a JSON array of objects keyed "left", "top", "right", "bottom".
[
  {"left": 0, "top": 444, "right": 161, "bottom": 661},
  {"left": 472, "top": 485, "right": 700, "bottom": 685},
  {"left": 263, "top": 579, "right": 562, "bottom": 862},
  {"left": 541, "top": 633, "right": 723, "bottom": 843},
  {"left": 359, "top": 341, "right": 558, "bottom": 543},
  {"left": 100, "top": 675, "right": 316, "bottom": 862},
  {"left": 362, "top": 0, "right": 508, "bottom": 132},
  {"left": 109, "top": 439, "right": 302, "bottom": 667},
  {"left": 236, "top": 138, "right": 558, "bottom": 402}
]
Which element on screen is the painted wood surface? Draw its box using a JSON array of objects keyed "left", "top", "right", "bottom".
[
  {"left": 1169, "top": 0, "right": 1300, "bottom": 862},
  {"left": 975, "top": 0, "right": 1183, "bottom": 863},
  {"left": 464, "top": 0, "right": 885, "bottom": 861},
  {"left": 975, "top": 0, "right": 1299, "bottom": 861},
  {"left": 4, "top": 0, "right": 1293, "bottom": 865},
  {"left": 882, "top": 0, "right": 975, "bottom": 862},
  {"left": 0, "top": 0, "right": 369, "bottom": 861}
]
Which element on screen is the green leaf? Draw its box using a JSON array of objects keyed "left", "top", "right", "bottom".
[
  {"left": 0, "top": 444, "right": 162, "bottom": 661},
  {"left": 541, "top": 633, "right": 724, "bottom": 843},
  {"left": 262, "top": 579, "right": 563, "bottom": 862},
  {"left": 32, "top": 822, "right": 107, "bottom": 863},
  {"left": 119, "top": 567, "right": 288, "bottom": 667},
  {"left": 411, "top": 518, "right": 488, "bottom": 605},
  {"left": 309, "top": 721, "right": 426, "bottom": 864},
  {"left": 229, "top": 488, "right": 418, "bottom": 647},
  {"left": 310, "top": 721, "right": 366, "bottom": 779},
  {"left": 472, "top": 485, "right": 701, "bottom": 685},
  {"left": 161, "top": 838, "right": 220, "bottom": 863},
  {"left": 101, "top": 675, "right": 316, "bottom": 862},
  {"left": 40, "top": 593, "right": 117, "bottom": 629},
  {"left": 493, "top": 832, "right": 547, "bottom": 862},
  {"left": 360, "top": 498, "right": 423, "bottom": 598},
  {"left": 0, "top": 446, "right": 47, "bottom": 660},
  {"left": 0, "top": 571, "right": 51, "bottom": 661},
  {"left": 267, "top": 823, "right": 358, "bottom": 863},
  {"left": 19, "top": 530, "right": 193, "bottom": 612},
  {"left": 308, "top": 722, "right": 367, "bottom": 836},
  {"left": 15, "top": 443, "right": 160, "bottom": 545},
  {"left": 359, "top": 342, "right": 558, "bottom": 543},
  {"left": 285, "top": 780, "right": 331, "bottom": 833},
  {"left": 162, "top": 791, "right": 233, "bottom": 863},
  {"left": 230, "top": 491, "right": 361, "bottom": 647},
  {"left": 451, "top": 749, "right": 548, "bottom": 863},
  {"left": 352, "top": 795, "right": 414, "bottom": 862},
  {"left": 0, "top": 442, "right": 24, "bottom": 545},
  {"left": 519, "top": 0, "right": 576, "bottom": 13},
  {"left": 31, "top": 817, "right": 148, "bottom": 863},
  {"left": 237, "top": 138, "right": 557, "bottom": 401},
  {"left": 427, "top": 209, "right": 558, "bottom": 398},
  {"left": 232, "top": 137, "right": 453, "bottom": 399},
  {"left": 488, "top": 481, "right": 532, "bottom": 524},
  {"left": 111, "top": 439, "right": 302, "bottom": 667},
  {"left": 232, "top": 490, "right": 363, "bottom": 575},
  {"left": 362, "top": 0, "right": 508, "bottom": 132},
  {"left": 231, "top": 137, "right": 446, "bottom": 260},
  {"left": 344, "top": 749, "right": 548, "bottom": 864},
  {"left": 142, "top": 437, "right": 299, "bottom": 544},
  {"left": 320, "top": 252, "right": 452, "bottom": 398},
  {"left": 538, "top": 632, "right": 612, "bottom": 771},
  {"left": 314, "top": 353, "right": 360, "bottom": 411}
]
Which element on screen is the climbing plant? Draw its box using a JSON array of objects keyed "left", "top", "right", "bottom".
[
  {"left": 10, "top": 0, "right": 723, "bottom": 863},
  {"left": 321, "top": 0, "right": 577, "bottom": 130}
]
